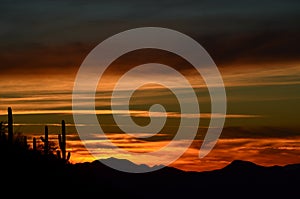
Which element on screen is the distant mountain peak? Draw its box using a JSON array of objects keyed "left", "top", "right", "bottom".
[
  {"left": 230, "top": 159, "right": 259, "bottom": 167},
  {"left": 222, "top": 159, "right": 264, "bottom": 172},
  {"left": 94, "top": 157, "right": 164, "bottom": 173}
]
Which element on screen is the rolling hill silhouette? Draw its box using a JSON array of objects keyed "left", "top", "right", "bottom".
[
  {"left": 1, "top": 143, "right": 299, "bottom": 198},
  {"left": 66, "top": 158, "right": 300, "bottom": 198},
  {"left": 97, "top": 157, "right": 165, "bottom": 172}
]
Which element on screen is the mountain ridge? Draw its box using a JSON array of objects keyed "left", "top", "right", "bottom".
[{"left": 68, "top": 158, "right": 300, "bottom": 198}]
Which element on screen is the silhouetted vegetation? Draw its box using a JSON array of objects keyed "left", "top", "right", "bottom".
[
  {"left": 0, "top": 107, "right": 299, "bottom": 198},
  {"left": 0, "top": 107, "right": 70, "bottom": 162},
  {"left": 0, "top": 107, "right": 71, "bottom": 195},
  {"left": 40, "top": 125, "right": 49, "bottom": 155},
  {"left": 0, "top": 107, "right": 28, "bottom": 150},
  {"left": 57, "top": 120, "right": 71, "bottom": 163}
]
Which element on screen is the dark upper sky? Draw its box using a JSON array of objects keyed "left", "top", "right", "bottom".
[{"left": 1, "top": 0, "right": 300, "bottom": 75}]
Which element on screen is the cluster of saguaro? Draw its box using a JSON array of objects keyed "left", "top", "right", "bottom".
[
  {"left": 2, "top": 107, "right": 71, "bottom": 163},
  {"left": 34, "top": 119, "right": 71, "bottom": 163}
]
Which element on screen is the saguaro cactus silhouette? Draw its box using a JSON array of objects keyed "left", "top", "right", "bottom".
[
  {"left": 7, "top": 107, "right": 13, "bottom": 145},
  {"left": 7, "top": 107, "right": 14, "bottom": 144},
  {"left": 40, "top": 126, "right": 49, "bottom": 155},
  {"left": 57, "top": 120, "right": 70, "bottom": 162}
]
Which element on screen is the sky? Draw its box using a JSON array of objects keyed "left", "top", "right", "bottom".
[{"left": 0, "top": 0, "right": 300, "bottom": 171}]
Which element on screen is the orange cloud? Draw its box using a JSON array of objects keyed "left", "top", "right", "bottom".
[
  {"left": 26, "top": 132, "right": 300, "bottom": 172},
  {"left": 170, "top": 137, "right": 300, "bottom": 171}
]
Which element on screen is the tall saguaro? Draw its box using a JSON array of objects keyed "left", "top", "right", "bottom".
[
  {"left": 7, "top": 107, "right": 13, "bottom": 145},
  {"left": 61, "top": 120, "right": 66, "bottom": 160},
  {"left": 58, "top": 119, "right": 70, "bottom": 162}
]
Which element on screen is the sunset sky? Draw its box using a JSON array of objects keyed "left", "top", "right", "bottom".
[{"left": 0, "top": 0, "right": 300, "bottom": 171}]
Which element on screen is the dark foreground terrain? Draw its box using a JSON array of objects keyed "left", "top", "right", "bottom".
[{"left": 1, "top": 143, "right": 299, "bottom": 199}]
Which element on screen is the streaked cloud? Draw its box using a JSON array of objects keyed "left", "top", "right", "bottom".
[
  {"left": 24, "top": 131, "right": 300, "bottom": 171},
  {"left": 170, "top": 137, "right": 300, "bottom": 171}
]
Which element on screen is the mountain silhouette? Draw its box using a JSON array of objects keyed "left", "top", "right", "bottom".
[
  {"left": 65, "top": 158, "right": 300, "bottom": 198},
  {"left": 95, "top": 157, "right": 164, "bottom": 173},
  {"left": 1, "top": 146, "right": 299, "bottom": 198}
]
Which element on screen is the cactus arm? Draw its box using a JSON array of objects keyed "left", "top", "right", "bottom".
[
  {"left": 67, "top": 151, "right": 71, "bottom": 161},
  {"left": 58, "top": 134, "right": 62, "bottom": 148}
]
